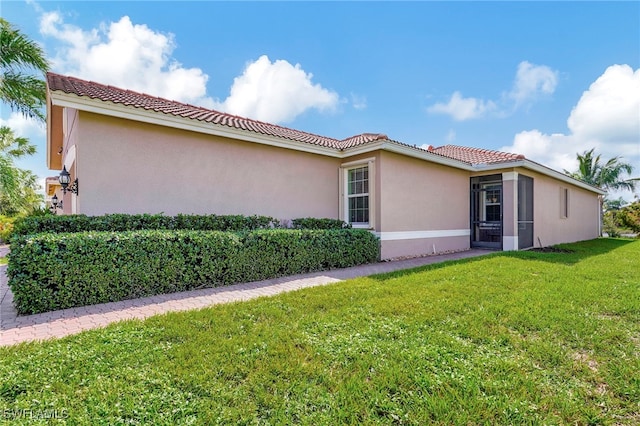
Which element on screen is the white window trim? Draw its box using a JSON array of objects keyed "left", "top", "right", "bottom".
[
  {"left": 481, "top": 182, "right": 501, "bottom": 222},
  {"left": 340, "top": 158, "right": 376, "bottom": 229}
]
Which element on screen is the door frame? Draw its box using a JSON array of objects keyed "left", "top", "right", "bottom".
[{"left": 470, "top": 175, "right": 503, "bottom": 250}]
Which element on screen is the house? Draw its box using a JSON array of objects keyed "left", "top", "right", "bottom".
[
  {"left": 45, "top": 72, "right": 605, "bottom": 260},
  {"left": 44, "top": 176, "right": 61, "bottom": 209}
]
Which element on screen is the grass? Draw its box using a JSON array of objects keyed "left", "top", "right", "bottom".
[
  {"left": 0, "top": 256, "right": 6, "bottom": 265},
  {"left": 1, "top": 238, "right": 638, "bottom": 425}
]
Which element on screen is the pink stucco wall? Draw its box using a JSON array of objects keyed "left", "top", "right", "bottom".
[
  {"left": 379, "top": 151, "right": 469, "bottom": 232},
  {"left": 75, "top": 112, "right": 341, "bottom": 219},
  {"left": 381, "top": 236, "right": 470, "bottom": 260},
  {"left": 378, "top": 151, "right": 471, "bottom": 259},
  {"left": 528, "top": 170, "right": 600, "bottom": 246}
]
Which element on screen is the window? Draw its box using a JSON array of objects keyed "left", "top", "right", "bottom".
[
  {"left": 561, "top": 187, "right": 569, "bottom": 218},
  {"left": 347, "top": 166, "right": 369, "bottom": 225},
  {"left": 483, "top": 184, "right": 501, "bottom": 222}
]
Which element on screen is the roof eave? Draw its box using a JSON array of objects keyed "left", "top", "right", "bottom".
[
  {"left": 342, "top": 140, "right": 475, "bottom": 170},
  {"left": 48, "top": 90, "right": 343, "bottom": 160},
  {"left": 472, "top": 159, "right": 606, "bottom": 194},
  {"left": 48, "top": 88, "right": 605, "bottom": 196}
]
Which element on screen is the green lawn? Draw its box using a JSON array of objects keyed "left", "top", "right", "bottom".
[{"left": 1, "top": 238, "right": 638, "bottom": 425}]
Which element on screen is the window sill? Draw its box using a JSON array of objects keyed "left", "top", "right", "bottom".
[{"left": 351, "top": 224, "right": 372, "bottom": 229}]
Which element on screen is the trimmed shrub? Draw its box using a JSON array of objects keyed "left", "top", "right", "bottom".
[
  {"left": 8, "top": 229, "right": 379, "bottom": 314},
  {"left": 291, "top": 217, "right": 351, "bottom": 230},
  {"left": 12, "top": 213, "right": 280, "bottom": 236}
]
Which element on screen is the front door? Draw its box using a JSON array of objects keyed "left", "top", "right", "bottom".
[{"left": 471, "top": 175, "right": 502, "bottom": 249}]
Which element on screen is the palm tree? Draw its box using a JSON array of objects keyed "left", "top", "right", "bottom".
[
  {"left": 0, "top": 18, "right": 49, "bottom": 121},
  {"left": 564, "top": 148, "right": 637, "bottom": 193},
  {"left": 0, "top": 126, "right": 41, "bottom": 215}
]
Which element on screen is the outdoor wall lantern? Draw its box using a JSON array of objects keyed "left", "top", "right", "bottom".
[
  {"left": 59, "top": 166, "right": 78, "bottom": 195},
  {"left": 50, "top": 194, "right": 62, "bottom": 214}
]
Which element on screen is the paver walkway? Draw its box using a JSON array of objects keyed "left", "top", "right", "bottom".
[{"left": 1, "top": 249, "right": 490, "bottom": 347}]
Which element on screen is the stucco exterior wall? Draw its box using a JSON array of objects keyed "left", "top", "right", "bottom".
[
  {"left": 75, "top": 112, "right": 341, "bottom": 219},
  {"left": 377, "top": 151, "right": 471, "bottom": 259},
  {"left": 528, "top": 170, "right": 600, "bottom": 247}
]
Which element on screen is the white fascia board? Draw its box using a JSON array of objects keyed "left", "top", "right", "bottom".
[
  {"left": 522, "top": 160, "right": 606, "bottom": 195},
  {"left": 49, "top": 92, "right": 342, "bottom": 158},
  {"left": 51, "top": 92, "right": 474, "bottom": 169},
  {"left": 48, "top": 92, "right": 607, "bottom": 196},
  {"left": 342, "top": 141, "right": 474, "bottom": 171},
  {"left": 472, "top": 159, "right": 605, "bottom": 195}
]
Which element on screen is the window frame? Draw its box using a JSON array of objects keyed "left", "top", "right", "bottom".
[
  {"left": 482, "top": 183, "right": 502, "bottom": 222},
  {"left": 340, "top": 158, "right": 375, "bottom": 229}
]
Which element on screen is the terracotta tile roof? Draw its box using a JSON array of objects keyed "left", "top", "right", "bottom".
[
  {"left": 47, "top": 74, "right": 528, "bottom": 166},
  {"left": 47, "top": 72, "right": 388, "bottom": 151},
  {"left": 341, "top": 133, "right": 389, "bottom": 148},
  {"left": 431, "top": 144, "right": 525, "bottom": 165}
]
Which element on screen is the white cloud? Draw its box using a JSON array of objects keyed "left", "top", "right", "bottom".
[
  {"left": 40, "top": 13, "right": 214, "bottom": 107},
  {"left": 428, "top": 61, "right": 559, "bottom": 121},
  {"left": 501, "top": 64, "right": 640, "bottom": 196},
  {"left": 0, "top": 113, "right": 45, "bottom": 139},
  {"left": 567, "top": 64, "right": 639, "bottom": 146},
  {"left": 502, "top": 129, "right": 579, "bottom": 172},
  {"left": 350, "top": 93, "right": 368, "bottom": 110},
  {"left": 39, "top": 13, "right": 341, "bottom": 124},
  {"left": 427, "top": 91, "right": 496, "bottom": 121},
  {"left": 508, "top": 61, "right": 559, "bottom": 105},
  {"left": 215, "top": 55, "right": 339, "bottom": 123}
]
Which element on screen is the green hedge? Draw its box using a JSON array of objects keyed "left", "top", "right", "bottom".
[
  {"left": 291, "top": 217, "right": 351, "bottom": 230},
  {"left": 12, "top": 213, "right": 280, "bottom": 236},
  {"left": 8, "top": 229, "right": 379, "bottom": 314}
]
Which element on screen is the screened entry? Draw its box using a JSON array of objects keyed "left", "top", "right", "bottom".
[
  {"left": 518, "top": 175, "right": 534, "bottom": 249},
  {"left": 471, "top": 175, "right": 503, "bottom": 249}
]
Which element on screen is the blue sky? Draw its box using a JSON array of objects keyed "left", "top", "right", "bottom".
[{"left": 2, "top": 1, "right": 639, "bottom": 199}]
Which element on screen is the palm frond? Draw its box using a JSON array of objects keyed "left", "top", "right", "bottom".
[{"left": 0, "top": 18, "right": 49, "bottom": 72}]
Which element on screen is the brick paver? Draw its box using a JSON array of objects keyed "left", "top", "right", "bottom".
[{"left": 0, "top": 249, "right": 490, "bottom": 347}]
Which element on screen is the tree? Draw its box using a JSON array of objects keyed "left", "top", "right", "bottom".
[
  {"left": 0, "top": 126, "right": 42, "bottom": 215},
  {"left": 0, "top": 18, "right": 49, "bottom": 121},
  {"left": 603, "top": 197, "right": 626, "bottom": 211},
  {"left": 618, "top": 201, "right": 640, "bottom": 233},
  {"left": 564, "top": 148, "right": 637, "bottom": 193}
]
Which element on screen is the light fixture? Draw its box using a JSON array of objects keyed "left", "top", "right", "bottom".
[
  {"left": 50, "top": 194, "right": 61, "bottom": 214},
  {"left": 59, "top": 166, "right": 78, "bottom": 195}
]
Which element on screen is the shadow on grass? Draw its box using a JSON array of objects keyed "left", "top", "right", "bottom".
[
  {"left": 369, "top": 238, "right": 637, "bottom": 282},
  {"left": 509, "top": 237, "right": 637, "bottom": 265},
  {"left": 369, "top": 252, "right": 499, "bottom": 282}
]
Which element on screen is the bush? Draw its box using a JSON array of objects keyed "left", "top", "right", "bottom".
[
  {"left": 291, "top": 217, "right": 351, "bottom": 230},
  {"left": 618, "top": 201, "right": 640, "bottom": 233},
  {"left": 8, "top": 229, "right": 379, "bottom": 314},
  {"left": 12, "top": 213, "right": 280, "bottom": 236},
  {"left": 603, "top": 211, "right": 621, "bottom": 237}
]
